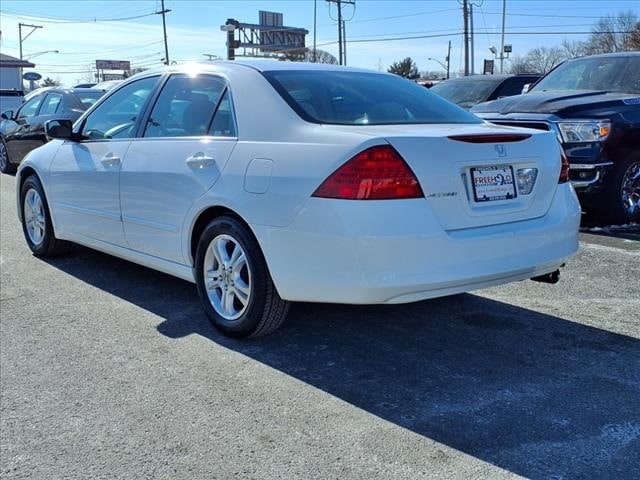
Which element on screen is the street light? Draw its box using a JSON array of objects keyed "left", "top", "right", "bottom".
[
  {"left": 23, "top": 50, "right": 60, "bottom": 90},
  {"left": 427, "top": 57, "right": 450, "bottom": 80},
  {"left": 488, "top": 45, "right": 511, "bottom": 73}
]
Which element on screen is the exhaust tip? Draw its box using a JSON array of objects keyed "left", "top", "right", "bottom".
[{"left": 531, "top": 269, "right": 560, "bottom": 284}]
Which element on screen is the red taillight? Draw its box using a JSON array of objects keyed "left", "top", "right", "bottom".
[
  {"left": 559, "top": 150, "right": 570, "bottom": 183},
  {"left": 312, "top": 145, "right": 424, "bottom": 200}
]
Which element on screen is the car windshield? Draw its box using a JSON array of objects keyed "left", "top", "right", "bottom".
[
  {"left": 263, "top": 70, "right": 481, "bottom": 125},
  {"left": 530, "top": 56, "right": 640, "bottom": 94},
  {"left": 430, "top": 78, "right": 500, "bottom": 108}
]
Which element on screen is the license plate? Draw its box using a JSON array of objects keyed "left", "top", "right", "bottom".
[{"left": 471, "top": 165, "right": 517, "bottom": 202}]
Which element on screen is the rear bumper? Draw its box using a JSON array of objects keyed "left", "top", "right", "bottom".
[{"left": 253, "top": 183, "right": 581, "bottom": 304}]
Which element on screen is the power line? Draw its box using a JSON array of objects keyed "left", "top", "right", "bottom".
[
  {"left": 482, "top": 11, "right": 615, "bottom": 19},
  {"left": 1, "top": 41, "right": 165, "bottom": 60},
  {"left": 1, "top": 10, "right": 160, "bottom": 24},
  {"left": 317, "top": 29, "right": 635, "bottom": 47},
  {"left": 319, "top": 7, "right": 459, "bottom": 27}
]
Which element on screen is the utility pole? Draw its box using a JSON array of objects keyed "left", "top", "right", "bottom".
[
  {"left": 313, "top": 0, "right": 317, "bottom": 62},
  {"left": 462, "top": 0, "right": 469, "bottom": 76},
  {"left": 337, "top": 0, "right": 343, "bottom": 65},
  {"left": 18, "top": 23, "right": 42, "bottom": 88},
  {"left": 326, "top": 0, "right": 354, "bottom": 66},
  {"left": 500, "top": 0, "right": 506, "bottom": 73},
  {"left": 470, "top": 3, "right": 475, "bottom": 75},
  {"left": 446, "top": 40, "right": 451, "bottom": 79},
  {"left": 342, "top": 18, "right": 347, "bottom": 65},
  {"left": 159, "top": 0, "right": 171, "bottom": 65}
]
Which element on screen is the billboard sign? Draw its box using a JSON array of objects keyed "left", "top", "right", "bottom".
[
  {"left": 96, "top": 60, "right": 131, "bottom": 70},
  {"left": 483, "top": 59, "right": 495, "bottom": 75}
]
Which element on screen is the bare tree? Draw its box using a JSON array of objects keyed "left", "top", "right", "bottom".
[
  {"left": 584, "top": 10, "right": 639, "bottom": 54},
  {"left": 280, "top": 48, "right": 338, "bottom": 64},
  {"left": 524, "top": 46, "right": 567, "bottom": 74},
  {"left": 508, "top": 54, "right": 536, "bottom": 74},
  {"left": 630, "top": 21, "right": 640, "bottom": 50},
  {"left": 560, "top": 39, "right": 587, "bottom": 59}
]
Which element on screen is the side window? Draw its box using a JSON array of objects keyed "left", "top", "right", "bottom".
[
  {"left": 39, "top": 94, "right": 63, "bottom": 115},
  {"left": 210, "top": 90, "right": 237, "bottom": 137},
  {"left": 17, "top": 96, "right": 43, "bottom": 119},
  {"left": 144, "top": 74, "right": 225, "bottom": 138},
  {"left": 81, "top": 76, "right": 159, "bottom": 140},
  {"left": 494, "top": 79, "right": 523, "bottom": 98}
]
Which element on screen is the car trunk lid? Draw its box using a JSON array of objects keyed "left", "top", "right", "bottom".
[{"left": 323, "top": 123, "right": 562, "bottom": 230}]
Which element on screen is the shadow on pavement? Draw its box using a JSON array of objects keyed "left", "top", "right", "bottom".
[
  {"left": 44, "top": 247, "right": 640, "bottom": 480},
  {"left": 580, "top": 212, "right": 640, "bottom": 241}
]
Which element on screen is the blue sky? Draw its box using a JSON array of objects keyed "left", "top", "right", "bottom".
[{"left": 0, "top": 0, "right": 638, "bottom": 86}]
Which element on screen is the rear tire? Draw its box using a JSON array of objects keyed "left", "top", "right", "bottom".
[
  {"left": 0, "top": 138, "right": 16, "bottom": 174},
  {"left": 20, "top": 175, "right": 73, "bottom": 256},
  {"left": 195, "top": 216, "right": 289, "bottom": 338}
]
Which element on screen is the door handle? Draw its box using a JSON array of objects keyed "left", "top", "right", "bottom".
[
  {"left": 186, "top": 152, "right": 215, "bottom": 169},
  {"left": 100, "top": 153, "right": 121, "bottom": 167}
]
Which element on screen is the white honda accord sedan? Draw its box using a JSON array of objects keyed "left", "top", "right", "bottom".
[{"left": 16, "top": 61, "right": 580, "bottom": 337}]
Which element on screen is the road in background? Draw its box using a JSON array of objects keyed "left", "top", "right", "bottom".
[{"left": 1, "top": 173, "right": 639, "bottom": 479}]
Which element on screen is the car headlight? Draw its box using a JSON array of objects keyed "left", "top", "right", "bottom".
[{"left": 556, "top": 120, "right": 611, "bottom": 144}]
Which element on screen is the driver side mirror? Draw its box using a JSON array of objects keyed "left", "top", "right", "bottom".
[
  {"left": 45, "top": 119, "right": 74, "bottom": 141},
  {"left": 521, "top": 83, "right": 531, "bottom": 94},
  {"left": 1, "top": 110, "right": 14, "bottom": 120}
]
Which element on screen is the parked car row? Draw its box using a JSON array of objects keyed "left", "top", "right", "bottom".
[{"left": 4, "top": 54, "right": 637, "bottom": 224}]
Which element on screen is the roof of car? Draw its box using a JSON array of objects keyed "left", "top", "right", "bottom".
[
  {"left": 30, "top": 87, "right": 104, "bottom": 95},
  {"left": 140, "top": 60, "right": 388, "bottom": 77},
  {"left": 442, "top": 74, "right": 539, "bottom": 81},
  {"left": 570, "top": 51, "right": 640, "bottom": 59}
]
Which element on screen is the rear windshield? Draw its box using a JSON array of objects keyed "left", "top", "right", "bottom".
[
  {"left": 263, "top": 70, "right": 482, "bottom": 125},
  {"left": 73, "top": 91, "right": 103, "bottom": 110},
  {"left": 531, "top": 56, "right": 640, "bottom": 94}
]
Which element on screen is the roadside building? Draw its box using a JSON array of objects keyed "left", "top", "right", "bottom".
[{"left": 0, "top": 53, "right": 35, "bottom": 90}]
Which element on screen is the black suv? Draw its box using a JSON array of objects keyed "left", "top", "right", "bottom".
[{"left": 473, "top": 52, "right": 640, "bottom": 224}]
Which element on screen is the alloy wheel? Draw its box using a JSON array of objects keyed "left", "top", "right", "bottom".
[
  {"left": 0, "top": 141, "right": 7, "bottom": 171},
  {"left": 24, "top": 188, "right": 46, "bottom": 246},
  {"left": 203, "top": 234, "right": 252, "bottom": 321},
  {"left": 621, "top": 161, "right": 640, "bottom": 219}
]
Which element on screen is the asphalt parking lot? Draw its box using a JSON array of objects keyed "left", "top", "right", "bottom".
[{"left": 1, "top": 172, "right": 639, "bottom": 480}]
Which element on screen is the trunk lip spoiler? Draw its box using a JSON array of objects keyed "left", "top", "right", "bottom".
[{"left": 447, "top": 133, "right": 532, "bottom": 143}]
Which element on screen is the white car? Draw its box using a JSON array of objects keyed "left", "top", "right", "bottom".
[{"left": 16, "top": 61, "right": 581, "bottom": 338}]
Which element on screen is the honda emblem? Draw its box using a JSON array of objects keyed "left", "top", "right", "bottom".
[{"left": 495, "top": 144, "right": 507, "bottom": 157}]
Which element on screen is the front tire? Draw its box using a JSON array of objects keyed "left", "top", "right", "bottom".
[
  {"left": 195, "top": 216, "right": 290, "bottom": 338},
  {"left": 0, "top": 138, "right": 16, "bottom": 174},
  {"left": 601, "top": 156, "right": 640, "bottom": 224},
  {"left": 20, "top": 175, "right": 72, "bottom": 256}
]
